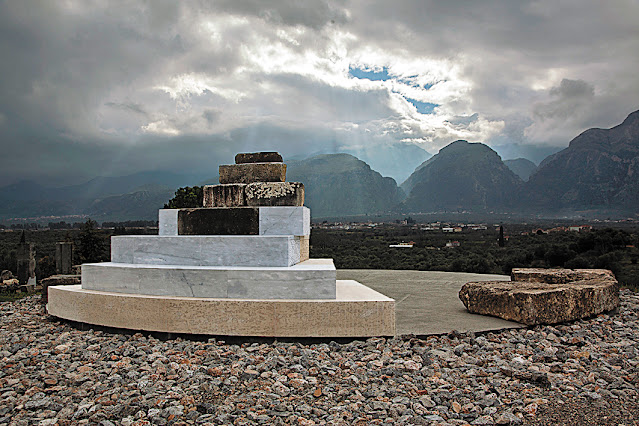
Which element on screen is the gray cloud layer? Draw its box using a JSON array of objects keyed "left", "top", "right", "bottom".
[{"left": 0, "top": 0, "right": 638, "bottom": 185}]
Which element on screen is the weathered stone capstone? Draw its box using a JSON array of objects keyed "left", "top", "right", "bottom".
[
  {"left": 459, "top": 268, "right": 619, "bottom": 325},
  {"left": 219, "top": 163, "right": 286, "bottom": 184},
  {"left": 235, "top": 152, "right": 283, "bottom": 164}
]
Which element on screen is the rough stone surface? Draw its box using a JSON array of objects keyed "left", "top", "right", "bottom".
[
  {"left": 203, "top": 184, "right": 246, "bottom": 207},
  {"left": 235, "top": 151, "right": 283, "bottom": 164},
  {"left": 40, "top": 274, "right": 81, "bottom": 304},
  {"left": 459, "top": 268, "right": 620, "bottom": 325},
  {"left": 177, "top": 208, "right": 259, "bottom": 235},
  {"left": 245, "top": 182, "right": 304, "bottom": 207},
  {"left": 1, "top": 270, "right": 13, "bottom": 281},
  {"left": 511, "top": 268, "right": 615, "bottom": 283},
  {"left": 219, "top": 163, "right": 286, "bottom": 184},
  {"left": 4, "top": 290, "right": 639, "bottom": 425}
]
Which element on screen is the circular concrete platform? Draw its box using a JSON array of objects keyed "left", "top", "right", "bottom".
[
  {"left": 337, "top": 269, "right": 523, "bottom": 335},
  {"left": 47, "top": 280, "right": 395, "bottom": 338}
]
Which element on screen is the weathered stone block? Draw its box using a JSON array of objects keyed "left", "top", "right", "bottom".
[
  {"left": 203, "top": 184, "right": 246, "bottom": 207},
  {"left": 219, "top": 163, "right": 286, "bottom": 184},
  {"left": 459, "top": 268, "right": 619, "bottom": 325},
  {"left": 245, "top": 182, "right": 304, "bottom": 206},
  {"left": 177, "top": 208, "right": 260, "bottom": 235},
  {"left": 41, "top": 274, "right": 81, "bottom": 304},
  {"left": 235, "top": 152, "right": 283, "bottom": 164},
  {"left": 17, "top": 242, "right": 35, "bottom": 285},
  {"left": 1, "top": 270, "right": 13, "bottom": 281},
  {"left": 55, "top": 242, "right": 74, "bottom": 275}
]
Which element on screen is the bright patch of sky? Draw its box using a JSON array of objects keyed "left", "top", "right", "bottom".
[
  {"left": 348, "top": 66, "right": 390, "bottom": 81},
  {"left": 406, "top": 99, "right": 439, "bottom": 115}
]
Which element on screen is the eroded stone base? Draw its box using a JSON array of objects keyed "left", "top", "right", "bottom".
[
  {"left": 459, "top": 268, "right": 620, "bottom": 325},
  {"left": 47, "top": 280, "right": 396, "bottom": 337}
]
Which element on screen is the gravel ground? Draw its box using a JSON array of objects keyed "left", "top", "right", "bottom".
[{"left": 0, "top": 290, "right": 638, "bottom": 425}]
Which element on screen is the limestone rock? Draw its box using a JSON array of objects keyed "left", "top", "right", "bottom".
[
  {"left": 245, "top": 182, "right": 304, "bottom": 206},
  {"left": 235, "top": 152, "right": 283, "bottom": 164},
  {"left": 177, "top": 207, "right": 260, "bottom": 235},
  {"left": 203, "top": 184, "right": 246, "bottom": 207},
  {"left": 1, "top": 270, "right": 13, "bottom": 281},
  {"left": 219, "top": 163, "right": 286, "bottom": 184},
  {"left": 511, "top": 268, "right": 614, "bottom": 283},
  {"left": 459, "top": 268, "right": 619, "bottom": 325}
]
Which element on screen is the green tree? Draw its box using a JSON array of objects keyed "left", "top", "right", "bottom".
[
  {"left": 78, "top": 219, "right": 106, "bottom": 263},
  {"left": 164, "top": 186, "right": 204, "bottom": 208}
]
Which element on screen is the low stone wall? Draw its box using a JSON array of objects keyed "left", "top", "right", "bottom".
[{"left": 459, "top": 268, "right": 620, "bottom": 325}]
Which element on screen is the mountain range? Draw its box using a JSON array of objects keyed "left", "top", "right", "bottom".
[
  {"left": 525, "top": 110, "right": 639, "bottom": 211},
  {"left": 401, "top": 140, "right": 522, "bottom": 212},
  {"left": 1, "top": 109, "right": 638, "bottom": 222}
]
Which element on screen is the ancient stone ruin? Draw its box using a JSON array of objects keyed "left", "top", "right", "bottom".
[
  {"left": 55, "top": 241, "right": 74, "bottom": 275},
  {"left": 16, "top": 231, "right": 36, "bottom": 287},
  {"left": 459, "top": 268, "right": 620, "bottom": 325},
  {"left": 47, "top": 152, "right": 395, "bottom": 337}
]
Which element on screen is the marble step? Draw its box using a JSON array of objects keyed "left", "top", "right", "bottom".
[
  {"left": 111, "top": 235, "right": 309, "bottom": 267},
  {"left": 82, "top": 259, "right": 336, "bottom": 300},
  {"left": 47, "top": 280, "right": 396, "bottom": 337}
]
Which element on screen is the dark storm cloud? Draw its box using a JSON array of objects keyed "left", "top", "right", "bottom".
[{"left": 0, "top": 0, "right": 637, "bottom": 186}]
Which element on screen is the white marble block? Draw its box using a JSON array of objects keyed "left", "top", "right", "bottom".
[
  {"left": 111, "top": 235, "right": 305, "bottom": 267},
  {"left": 259, "top": 206, "right": 310, "bottom": 236},
  {"left": 81, "top": 259, "right": 336, "bottom": 299},
  {"left": 158, "top": 209, "right": 178, "bottom": 236}
]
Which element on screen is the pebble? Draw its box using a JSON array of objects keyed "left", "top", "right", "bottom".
[{"left": 0, "top": 290, "right": 638, "bottom": 425}]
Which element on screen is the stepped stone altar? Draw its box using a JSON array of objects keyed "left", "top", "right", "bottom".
[{"left": 47, "top": 152, "right": 395, "bottom": 337}]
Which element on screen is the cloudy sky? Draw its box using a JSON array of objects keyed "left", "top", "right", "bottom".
[{"left": 1, "top": 0, "right": 638, "bottom": 186}]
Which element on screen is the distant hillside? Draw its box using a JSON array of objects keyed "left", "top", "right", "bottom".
[
  {"left": 343, "top": 143, "right": 431, "bottom": 184},
  {"left": 525, "top": 110, "right": 639, "bottom": 211},
  {"left": 287, "top": 154, "right": 402, "bottom": 217},
  {"left": 402, "top": 140, "right": 522, "bottom": 212},
  {"left": 86, "top": 185, "right": 175, "bottom": 222},
  {"left": 0, "top": 171, "right": 205, "bottom": 222},
  {"left": 504, "top": 158, "right": 537, "bottom": 181}
]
